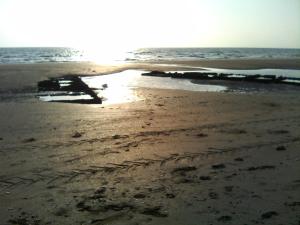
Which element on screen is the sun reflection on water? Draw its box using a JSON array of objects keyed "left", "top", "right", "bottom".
[
  {"left": 81, "top": 70, "right": 227, "bottom": 105},
  {"left": 81, "top": 70, "right": 143, "bottom": 105},
  {"left": 38, "top": 70, "right": 227, "bottom": 105},
  {"left": 78, "top": 46, "right": 132, "bottom": 64}
]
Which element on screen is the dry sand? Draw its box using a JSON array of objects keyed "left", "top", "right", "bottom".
[{"left": 0, "top": 60, "right": 300, "bottom": 225}]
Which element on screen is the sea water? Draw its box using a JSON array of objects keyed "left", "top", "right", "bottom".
[{"left": 1, "top": 47, "right": 300, "bottom": 64}]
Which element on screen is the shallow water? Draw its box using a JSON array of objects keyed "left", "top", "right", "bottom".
[
  {"left": 39, "top": 68, "right": 299, "bottom": 105},
  {"left": 81, "top": 70, "right": 227, "bottom": 104},
  {"left": 39, "top": 94, "right": 92, "bottom": 102}
]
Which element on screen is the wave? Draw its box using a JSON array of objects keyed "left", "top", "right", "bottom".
[{"left": 0, "top": 47, "right": 300, "bottom": 64}]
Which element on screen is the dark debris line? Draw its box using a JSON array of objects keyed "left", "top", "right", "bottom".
[
  {"left": 37, "top": 75, "right": 102, "bottom": 104},
  {"left": 37, "top": 71, "right": 299, "bottom": 104},
  {"left": 142, "top": 71, "right": 300, "bottom": 85}
]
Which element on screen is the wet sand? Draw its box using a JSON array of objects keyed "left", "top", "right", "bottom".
[
  {"left": 1, "top": 58, "right": 300, "bottom": 93},
  {"left": 0, "top": 61, "right": 300, "bottom": 225}
]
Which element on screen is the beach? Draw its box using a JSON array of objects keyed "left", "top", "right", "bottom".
[{"left": 0, "top": 59, "right": 300, "bottom": 225}]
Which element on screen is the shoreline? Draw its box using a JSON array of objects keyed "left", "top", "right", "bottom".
[
  {"left": 1, "top": 59, "right": 299, "bottom": 94},
  {"left": 0, "top": 57, "right": 300, "bottom": 70},
  {"left": 147, "top": 58, "right": 300, "bottom": 70},
  {"left": 0, "top": 61, "right": 298, "bottom": 95}
]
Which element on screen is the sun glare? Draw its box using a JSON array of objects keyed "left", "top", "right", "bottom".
[
  {"left": 80, "top": 46, "right": 131, "bottom": 64},
  {"left": 1, "top": 0, "right": 299, "bottom": 48}
]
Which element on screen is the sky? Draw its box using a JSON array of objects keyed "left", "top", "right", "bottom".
[{"left": 0, "top": 0, "right": 300, "bottom": 49}]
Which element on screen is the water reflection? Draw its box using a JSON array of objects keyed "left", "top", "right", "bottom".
[
  {"left": 38, "top": 68, "right": 299, "bottom": 105},
  {"left": 39, "top": 94, "right": 92, "bottom": 102},
  {"left": 81, "top": 71, "right": 142, "bottom": 105},
  {"left": 81, "top": 70, "right": 227, "bottom": 104}
]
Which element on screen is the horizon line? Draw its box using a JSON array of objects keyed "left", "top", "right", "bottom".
[{"left": 0, "top": 46, "right": 300, "bottom": 50}]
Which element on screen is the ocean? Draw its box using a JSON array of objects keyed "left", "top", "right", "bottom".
[{"left": 0, "top": 47, "right": 300, "bottom": 64}]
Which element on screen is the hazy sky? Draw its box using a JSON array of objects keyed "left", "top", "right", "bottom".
[{"left": 0, "top": 0, "right": 299, "bottom": 49}]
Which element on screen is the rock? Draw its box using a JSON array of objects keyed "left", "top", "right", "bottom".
[
  {"left": 217, "top": 215, "right": 232, "bottom": 222},
  {"left": 103, "top": 202, "right": 134, "bottom": 212},
  {"left": 269, "top": 129, "right": 289, "bottom": 134},
  {"left": 224, "top": 186, "right": 233, "bottom": 192},
  {"left": 264, "top": 102, "right": 279, "bottom": 107},
  {"left": 140, "top": 71, "right": 300, "bottom": 86},
  {"left": 102, "top": 167, "right": 116, "bottom": 173},
  {"left": 8, "top": 218, "right": 29, "bottom": 225},
  {"left": 196, "top": 133, "right": 208, "bottom": 137},
  {"left": 38, "top": 76, "right": 103, "bottom": 104},
  {"left": 284, "top": 201, "right": 300, "bottom": 207},
  {"left": 8, "top": 216, "right": 41, "bottom": 225},
  {"left": 22, "top": 138, "right": 36, "bottom": 143},
  {"left": 76, "top": 201, "right": 91, "bottom": 211},
  {"left": 174, "top": 177, "right": 194, "bottom": 184},
  {"left": 141, "top": 206, "right": 168, "bottom": 217},
  {"left": 112, "top": 134, "right": 121, "bottom": 139},
  {"left": 142, "top": 71, "right": 168, "bottom": 77},
  {"left": 89, "top": 212, "right": 127, "bottom": 224},
  {"left": 172, "top": 166, "right": 197, "bottom": 174},
  {"left": 95, "top": 187, "right": 106, "bottom": 195},
  {"left": 54, "top": 207, "right": 68, "bottom": 216},
  {"left": 232, "top": 129, "right": 247, "bottom": 134},
  {"left": 234, "top": 157, "right": 244, "bottom": 162},
  {"left": 147, "top": 186, "right": 165, "bottom": 193},
  {"left": 247, "top": 165, "right": 275, "bottom": 171},
  {"left": 262, "top": 75, "right": 276, "bottom": 80},
  {"left": 212, "top": 164, "right": 226, "bottom": 169},
  {"left": 91, "top": 187, "right": 106, "bottom": 199},
  {"left": 134, "top": 193, "right": 146, "bottom": 199},
  {"left": 38, "top": 79, "right": 60, "bottom": 91},
  {"left": 276, "top": 146, "right": 286, "bottom": 151},
  {"left": 166, "top": 193, "right": 176, "bottom": 198},
  {"left": 150, "top": 71, "right": 166, "bottom": 75},
  {"left": 199, "top": 176, "right": 211, "bottom": 181},
  {"left": 261, "top": 211, "right": 278, "bottom": 219},
  {"left": 209, "top": 192, "right": 218, "bottom": 199},
  {"left": 72, "top": 132, "right": 82, "bottom": 138}
]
